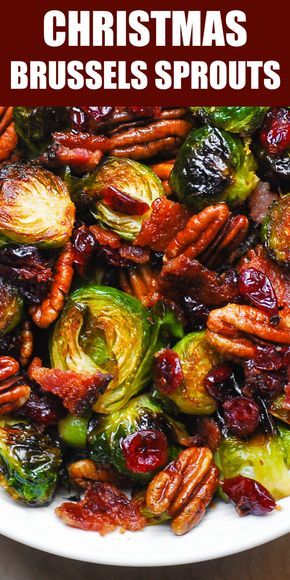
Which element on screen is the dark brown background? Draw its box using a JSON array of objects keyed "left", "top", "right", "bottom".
[{"left": 1, "top": 0, "right": 289, "bottom": 105}]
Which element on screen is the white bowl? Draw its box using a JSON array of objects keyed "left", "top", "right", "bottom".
[{"left": 0, "top": 490, "right": 289, "bottom": 566}]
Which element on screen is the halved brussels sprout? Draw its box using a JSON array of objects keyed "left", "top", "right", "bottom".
[
  {"left": 51, "top": 285, "right": 153, "bottom": 414},
  {"left": 0, "top": 164, "right": 75, "bottom": 248},
  {"left": 261, "top": 194, "right": 290, "bottom": 266},
  {"left": 88, "top": 394, "right": 184, "bottom": 482},
  {"left": 0, "top": 420, "right": 62, "bottom": 505},
  {"left": 14, "top": 107, "right": 69, "bottom": 156},
  {"left": 170, "top": 126, "right": 258, "bottom": 210},
  {"left": 215, "top": 429, "right": 290, "bottom": 500},
  {"left": 163, "top": 331, "right": 219, "bottom": 415},
  {"left": 70, "top": 157, "right": 164, "bottom": 241},
  {"left": 0, "top": 279, "right": 23, "bottom": 335},
  {"left": 191, "top": 107, "right": 269, "bottom": 135}
]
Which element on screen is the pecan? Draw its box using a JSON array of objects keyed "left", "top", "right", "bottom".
[
  {"left": 0, "top": 356, "right": 30, "bottom": 414},
  {"left": 119, "top": 265, "right": 160, "bottom": 307},
  {"left": 19, "top": 320, "right": 33, "bottom": 367},
  {"left": 146, "top": 447, "right": 219, "bottom": 536},
  {"left": 0, "top": 107, "right": 18, "bottom": 162},
  {"left": 28, "top": 357, "right": 112, "bottom": 416},
  {"left": 164, "top": 203, "right": 249, "bottom": 269},
  {"left": 68, "top": 459, "right": 128, "bottom": 489},
  {"left": 30, "top": 242, "right": 74, "bottom": 328},
  {"left": 206, "top": 304, "right": 290, "bottom": 359},
  {"left": 56, "top": 482, "right": 146, "bottom": 535}
]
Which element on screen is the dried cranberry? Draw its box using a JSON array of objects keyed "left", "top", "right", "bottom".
[
  {"left": 243, "top": 359, "right": 285, "bottom": 400},
  {"left": 180, "top": 296, "right": 209, "bottom": 331},
  {"left": 101, "top": 187, "right": 150, "bottom": 216},
  {"left": 69, "top": 107, "right": 88, "bottom": 132},
  {"left": 223, "top": 397, "right": 260, "bottom": 437},
  {"left": 204, "top": 363, "right": 239, "bottom": 402},
  {"left": 255, "top": 344, "right": 284, "bottom": 371},
  {"left": 127, "top": 107, "right": 161, "bottom": 118},
  {"left": 0, "top": 245, "right": 52, "bottom": 304},
  {"left": 222, "top": 475, "right": 276, "bottom": 516},
  {"left": 121, "top": 430, "right": 168, "bottom": 474},
  {"left": 72, "top": 226, "right": 96, "bottom": 274},
  {"left": 80, "top": 106, "right": 113, "bottom": 123},
  {"left": 260, "top": 107, "right": 290, "bottom": 155},
  {"left": 154, "top": 349, "right": 184, "bottom": 395},
  {"left": 19, "top": 391, "right": 65, "bottom": 426},
  {"left": 238, "top": 268, "right": 278, "bottom": 316}
]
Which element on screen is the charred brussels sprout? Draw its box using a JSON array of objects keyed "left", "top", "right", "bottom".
[
  {"left": 51, "top": 286, "right": 154, "bottom": 414},
  {"left": 156, "top": 332, "right": 219, "bottom": 415},
  {"left": 0, "top": 421, "right": 62, "bottom": 505},
  {"left": 88, "top": 394, "right": 184, "bottom": 482},
  {"left": 191, "top": 107, "right": 269, "bottom": 135},
  {"left": 14, "top": 107, "right": 69, "bottom": 156},
  {"left": 0, "top": 279, "right": 23, "bottom": 335},
  {"left": 0, "top": 163, "right": 75, "bottom": 248},
  {"left": 170, "top": 126, "right": 258, "bottom": 210},
  {"left": 261, "top": 194, "right": 290, "bottom": 266},
  {"left": 71, "top": 157, "right": 164, "bottom": 240},
  {"left": 215, "top": 429, "right": 290, "bottom": 500}
]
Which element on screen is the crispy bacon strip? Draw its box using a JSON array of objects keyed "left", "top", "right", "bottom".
[
  {"left": 135, "top": 197, "right": 189, "bottom": 252},
  {"left": 28, "top": 357, "right": 112, "bottom": 416},
  {"left": 56, "top": 482, "right": 146, "bottom": 535}
]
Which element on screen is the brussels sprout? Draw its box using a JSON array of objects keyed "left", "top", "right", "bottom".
[
  {"left": 215, "top": 430, "right": 290, "bottom": 500},
  {"left": 14, "top": 107, "right": 69, "bottom": 156},
  {"left": 261, "top": 194, "right": 290, "bottom": 266},
  {"left": 0, "top": 163, "right": 75, "bottom": 248},
  {"left": 159, "top": 331, "right": 219, "bottom": 415},
  {"left": 88, "top": 394, "right": 184, "bottom": 482},
  {"left": 51, "top": 285, "right": 154, "bottom": 414},
  {"left": 0, "top": 421, "right": 62, "bottom": 505},
  {"left": 68, "top": 157, "right": 164, "bottom": 241},
  {"left": 170, "top": 126, "right": 258, "bottom": 210},
  {"left": 58, "top": 415, "right": 89, "bottom": 449},
  {"left": 191, "top": 107, "right": 269, "bottom": 135},
  {"left": 0, "top": 279, "right": 23, "bottom": 335}
]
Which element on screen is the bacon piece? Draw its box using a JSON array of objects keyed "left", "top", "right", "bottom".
[
  {"left": 28, "top": 358, "right": 112, "bottom": 416},
  {"left": 248, "top": 182, "right": 278, "bottom": 224},
  {"left": 135, "top": 197, "right": 189, "bottom": 252},
  {"left": 56, "top": 482, "right": 146, "bottom": 535}
]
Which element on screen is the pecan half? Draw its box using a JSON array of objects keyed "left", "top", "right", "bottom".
[
  {"left": 0, "top": 107, "right": 18, "bottom": 162},
  {"left": 30, "top": 242, "right": 74, "bottom": 328},
  {"left": 68, "top": 459, "right": 128, "bottom": 489},
  {"left": 146, "top": 447, "right": 219, "bottom": 536},
  {"left": 0, "top": 356, "right": 30, "bottom": 414},
  {"left": 206, "top": 303, "right": 290, "bottom": 359},
  {"left": 119, "top": 265, "right": 160, "bottom": 307}
]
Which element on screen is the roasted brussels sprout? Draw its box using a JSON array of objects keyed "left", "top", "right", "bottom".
[
  {"left": 88, "top": 394, "right": 184, "bottom": 482},
  {"left": 0, "top": 279, "right": 23, "bottom": 335},
  {"left": 155, "top": 332, "right": 219, "bottom": 415},
  {"left": 69, "top": 157, "right": 164, "bottom": 241},
  {"left": 14, "top": 107, "right": 69, "bottom": 155},
  {"left": 0, "top": 163, "right": 75, "bottom": 248},
  {"left": 215, "top": 429, "right": 290, "bottom": 500},
  {"left": 58, "top": 415, "right": 89, "bottom": 449},
  {"left": 191, "top": 107, "right": 269, "bottom": 135},
  {"left": 261, "top": 194, "right": 290, "bottom": 266},
  {"left": 51, "top": 285, "right": 154, "bottom": 414},
  {"left": 0, "top": 420, "right": 62, "bottom": 505},
  {"left": 170, "top": 126, "right": 258, "bottom": 210}
]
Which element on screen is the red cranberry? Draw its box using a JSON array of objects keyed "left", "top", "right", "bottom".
[
  {"left": 204, "top": 363, "right": 236, "bottom": 402},
  {"left": 154, "top": 349, "right": 184, "bottom": 395},
  {"left": 19, "top": 391, "right": 65, "bottom": 426},
  {"left": 180, "top": 296, "right": 209, "bottom": 331},
  {"left": 72, "top": 226, "right": 96, "bottom": 274},
  {"left": 254, "top": 344, "right": 284, "bottom": 371},
  {"left": 69, "top": 107, "right": 88, "bottom": 132},
  {"left": 260, "top": 107, "right": 290, "bottom": 155},
  {"left": 222, "top": 475, "right": 276, "bottom": 516},
  {"left": 238, "top": 268, "right": 278, "bottom": 316},
  {"left": 80, "top": 106, "right": 113, "bottom": 123},
  {"left": 121, "top": 430, "right": 168, "bottom": 473},
  {"left": 223, "top": 397, "right": 260, "bottom": 437},
  {"left": 101, "top": 187, "right": 150, "bottom": 216}
]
